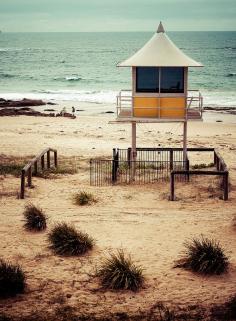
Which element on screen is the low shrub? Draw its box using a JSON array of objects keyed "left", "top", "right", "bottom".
[
  {"left": 23, "top": 204, "right": 47, "bottom": 231},
  {"left": 73, "top": 191, "right": 96, "bottom": 206},
  {"left": 48, "top": 223, "right": 94, "bottom": 256},
  {"left": 175, "top": 236, "right": 229, "bottom": 275},
  {"left": 34, "top": 166, "right": 77, "bottom": 179},
  {"left": 192, "top": 162, "right": 214, "bottom": 170},
  {"left": 97, "top": 250, "right": 144, "bottom": 291},
  {"left": 0, "top": 164, "right": 23, "bottom": 177},
  {"left": 211, "top": 294, "right": 236, "bottom": 320},
  {"left": 0, "top": 260, "right": 26, "bottom": 299}
]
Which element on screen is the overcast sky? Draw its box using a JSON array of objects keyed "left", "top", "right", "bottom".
[{"left": 0, "top": 0, "right": 235, "bottom": 32}]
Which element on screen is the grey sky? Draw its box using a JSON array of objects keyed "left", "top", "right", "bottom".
[{"left": 0, "top": 0, "right": 235, "bottom": 32}]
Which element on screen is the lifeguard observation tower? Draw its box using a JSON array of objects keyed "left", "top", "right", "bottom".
[{"left": 115, "top": 22, "right": 203, "bottom": 161}]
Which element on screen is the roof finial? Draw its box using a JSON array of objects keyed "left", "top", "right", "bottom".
[{"left": 157, "top": 21, "right": 165, "bottom": 33}]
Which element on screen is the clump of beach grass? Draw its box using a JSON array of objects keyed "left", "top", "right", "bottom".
[
  {"left": 48, "top": 223, "right": 94, "bottom": 256},
  {"left": 191, "top": 162, "right": 214, "bottom": 170},
  {"left": 73, "top": 191, "right": 97, "bottom": 206},
  {"left": 175, "top": 236, "right": 229, "bottom": 275},
  {"left": 34, "top": 166, "right": 77, "bottom": 179},
  {"left": 0, "top": 260, "right": 26, "bottom": 299},
  {"left": 211, "top": 293, "right": 236, "bottom": 320},
  {"left": 23, "top": 204, "right": 47, "bottom": 231},
  {"left": 97, "top": 249, "right": 144, "bottom": 291}
]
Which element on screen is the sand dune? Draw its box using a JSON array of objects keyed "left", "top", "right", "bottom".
[{"left": 0, "top": 113, "right": 236, "bottom": 319}]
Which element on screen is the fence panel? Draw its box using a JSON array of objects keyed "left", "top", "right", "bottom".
[{"left": 90, "top": 158, "right": 186, "bottom": 186}]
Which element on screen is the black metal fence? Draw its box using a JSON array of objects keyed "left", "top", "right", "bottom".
[{"left": 90, "top": 148, "right": 188, "bottom": 186}]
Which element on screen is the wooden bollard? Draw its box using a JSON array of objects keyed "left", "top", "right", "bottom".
[
  {"left": 41, "top": 155, "right": 45, "bottom": 170},
  {"left": 34, "top": 161, "right": 38, "bottom": 175},
  {"left": 47, "top": 150, "right": 50, "bottom": 168},
  {"left": 223, "top": 171, "right": 229, "bottom": 201},
  {"left": 20, "top": 169, "right": 25, "bottom": 199},
  {"left": 170, "top": 172, "right": 175, "bottom": 201},
  {"left": 169, "top": 150, "right": 173, "bottom": 170},
  {"left": 27, "top": 167, "right": 32, "bottom": 187},
  {"left": 54, "top": 151, "right": 58, "bottom": 168}
]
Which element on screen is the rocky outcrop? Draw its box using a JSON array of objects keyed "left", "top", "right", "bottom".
[
  {"left": 0, "top": 98, "right": 46, "bottom": 108},
  {"left": 0, "top": 107, "right": 76, "bottom": 118}
]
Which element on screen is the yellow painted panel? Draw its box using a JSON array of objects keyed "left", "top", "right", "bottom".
[
  {"left": 160, "top": 98, "right": 185, "bottom": 118},
  {"left": 133, "top": 97, "right": 159, "bottom": 117},
  {"left": 133, "top": 97, "right": 186, "bottom": 119}
]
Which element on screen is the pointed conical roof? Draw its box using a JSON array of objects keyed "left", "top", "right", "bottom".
[{"left": 118, "top": 22, "right": 203, "bottom": 67}]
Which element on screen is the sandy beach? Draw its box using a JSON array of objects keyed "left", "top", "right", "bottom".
[{"left": 0, "top": 108, "right": 236, "bottom": 319}]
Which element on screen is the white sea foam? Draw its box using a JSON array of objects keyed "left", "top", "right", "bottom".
[
  {"left": 0, "top": 89, "right": 236, "bottom": 108},
  {"left": 0, "top": 90, "right": 118, "bottom": 104}
]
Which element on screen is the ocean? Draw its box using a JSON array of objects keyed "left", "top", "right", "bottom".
[{"left": 0, "top": 31, "right": 236, "bottom": 107}]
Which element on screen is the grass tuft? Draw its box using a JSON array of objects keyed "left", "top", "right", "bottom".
[
  {"left": 191, "top": 162, "right": 214, "bottom": 170},
  {"left": 0, "top": 164, "right": 23, "bottom": 177},
  {"left": 0, "top": 260, "right": 26, "bottom": 299},
  {"left": 97, "top": 249, "right": 144, "bottom": 292},
  {"left": 23, "top": 204, "right": 47, "bottom": 231},
  {"left": 211, "top": 294, "right": 236, "bottom": 320},
  {"left": 48, "top": 223, "right": 94, "bottom": 256},
  {"left": 73, "top": 191, "right": 96, "bottom": 206},
  {"left": 34, "top": 166, "right": 77, "bottom": 179},
  {"left": 175, "top": 236, "right": 229, "bottom": 275}
]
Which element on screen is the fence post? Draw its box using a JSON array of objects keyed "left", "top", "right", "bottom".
[
  {"left": 54, "top": 151, "right": 58, "bottom": 168},
  {"left": 47, "top": 150, "right": 50, "bottom": 168},
  {"left": 27, "top": 167, "right": 32, "bottom": 187},
  {"left": 127, "top": 148, "right": 131, "bottom": 168},
  {"left": 41, "top": 155, "right": 45, "bottom": 170},
  {"left": 20, "top": 169, "right": 25, "bottom": 199},
  {"left": 186, "top": 158, "right": 190, "bottom": 181},
  {"left": 216, "top": 155, "right": 219, "bottom": 171},
  {"left": 223, "top": 171, "right": 229, "bottom": 201},
  {"left": 169, "top": 150, "right": 173, "bottom": 171},
  {"left": 214, "top": 150, "right": 217, "bottom": 166},
  {"left": 170, "top": 172, "right": 175, "bottom": 201},
  {"left": 112, "top": 150, "right": 118, "bottom": 183},
  {"left": 34, "top": 161, "right": 38, "bottom": 176}
]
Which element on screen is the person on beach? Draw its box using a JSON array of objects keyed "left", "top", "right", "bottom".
[
  {"left": 61, "top": 107, "right": 67, "bottom": 116},
  {"left": 72, "top": 106, "right": 75, "bottom": 116}
]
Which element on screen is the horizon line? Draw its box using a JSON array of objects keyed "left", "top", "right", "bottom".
[{"left": 1, "top": 30, "right": 236, "bottom": 33}]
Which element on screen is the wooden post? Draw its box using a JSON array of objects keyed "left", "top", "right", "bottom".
[
  {"left": 20, "top": 169, "right": 25, "bottom": 199},
  {"left": 170, "top": 172, "right": 175, "bottom": 201},
  {"left": 47, "top": 150, "right": 50, "bottom": 168},
  {"left": 131, "top": 122, "right": 137, "bottom": 161},
  {"left": 169, "top": 150, "right": 173, "bottom": 171},
  {"left": 34, "top": 161, "right": 38, "bottom": 176},
  {"left": 214, "top": 150, "right": 217, "bottom": 166},
  {"left": 27, "top": 167, "right": 32, "bottom": 187},
  {"left": 183, "top": 121, "right": 187, "bottom": 161},
  {"left": 186, "top": 157, "right": 190, "bottom": 181},
  {"left": 127, "top": 148, "right": 131, "bottom": 168},
  {"left": 131, "top": 122, "right": 137, "bottom": 181},
  {"left": 223, "top": 171, "right": 229, "bottom": 201},
  {"left": 112, "top": 149, "right": 117, "bottom": 183},
  {"left": 54, "top": 151, "right": 58, "bottom": 168},
  {"left": 41, "top": 155, "right": 45, "bottom": 170}
]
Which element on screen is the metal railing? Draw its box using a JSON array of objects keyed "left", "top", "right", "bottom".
[
  {"left": 90, "top": 147, "right": 229, "bottom": 201},
  {"left": 90, "top": 148, "right": 188, "bottom": 186},
  {"left": 116, "top": 89, "right": 203, "bottom": 120},
  {"left": 20, "top": 148, "right": 57, "bottom": 199},
  {"left": 170, "top": 149, "right": 229, "bottom": 201}
]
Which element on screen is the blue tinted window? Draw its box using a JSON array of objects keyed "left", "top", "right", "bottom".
[
  {"left": 136, "top": 67, "right": 159, "bottom": 93},
  {"left": 160, "top": 67, "right": 184, "bottom": 93}
]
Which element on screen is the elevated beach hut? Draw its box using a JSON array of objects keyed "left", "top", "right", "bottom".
[{"left": 115, "top": 22, "right": 203, "bottom": 161}]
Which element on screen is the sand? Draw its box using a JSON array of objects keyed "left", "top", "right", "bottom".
[{"left": 0, "top": 110, "right": 236, "bottom": 319}]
